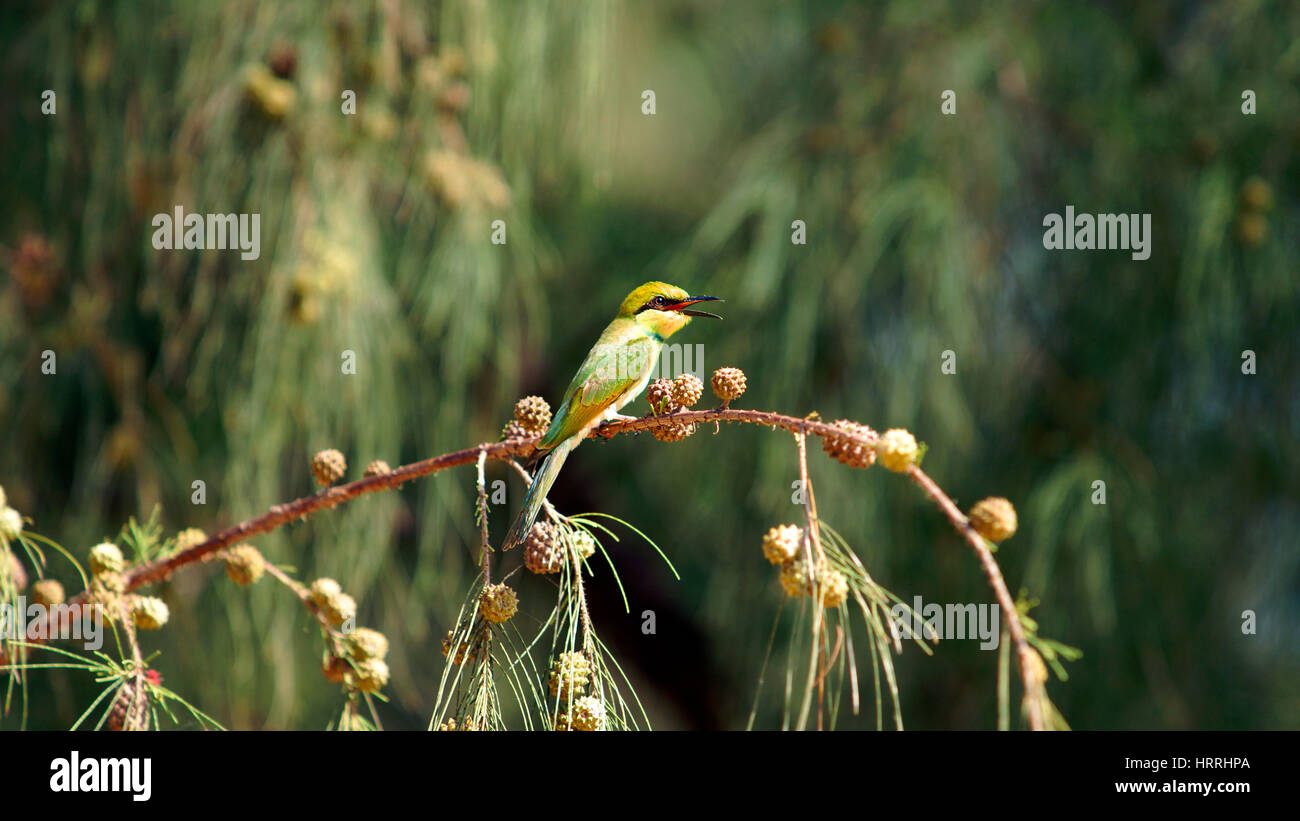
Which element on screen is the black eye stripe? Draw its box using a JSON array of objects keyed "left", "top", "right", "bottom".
[{"left": 635, "top": 295, "right": 668, "bottom": 314}]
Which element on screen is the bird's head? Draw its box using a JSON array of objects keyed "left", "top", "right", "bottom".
[{"left": 618, "top": 281, "right": 723, "bottom": 339}]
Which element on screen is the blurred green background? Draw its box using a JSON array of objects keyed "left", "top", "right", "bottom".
[{"left": 1, "top": 0, "right": 1297, "bottom": 730}]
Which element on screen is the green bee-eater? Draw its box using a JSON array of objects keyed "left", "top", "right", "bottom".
[{"left": 502, "top": 281, "right": 723, "bottom": 550}]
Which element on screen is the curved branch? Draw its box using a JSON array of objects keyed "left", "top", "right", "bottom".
[
  {"left": 904, "top": 465, "right": 1043, "bottom": 730},
  {"left": 20, "top": 405, "right": 1045, "bottom": 728}
]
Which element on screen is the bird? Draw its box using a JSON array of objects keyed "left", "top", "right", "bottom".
[{"left": 502, "top": 281, "right": 723, "bottom": 551}]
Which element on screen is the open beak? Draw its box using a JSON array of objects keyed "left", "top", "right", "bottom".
[{"left": 669, "top": 295, "right": 724, "bottom": 320}]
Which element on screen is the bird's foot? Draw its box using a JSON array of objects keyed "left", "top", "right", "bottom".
[{"left": 594, "top": 413, "right": 640, "bottom": 440}]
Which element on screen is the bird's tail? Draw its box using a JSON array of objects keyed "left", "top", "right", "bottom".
[{"left": 502, "top": 438, "right": 576, "bottom": 551}]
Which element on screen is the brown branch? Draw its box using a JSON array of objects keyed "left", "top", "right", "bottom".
[
  {"left": 794, "top": 430, "right": 827, "bottom": 731},
  {"left": 108, "top": 439, "right": 532, "bottom": 599},
  {"left": 794, "top": 430, "right": 827, "bottom": 567},
  {"left": 263, "top": 561, "right": 333, "bottom": 633},
  {"left": 475, "top": 448, "right": 491, "bottom": 585},
  {"left": 591, "top": 407, "right": 871, "bottom": 442},
  {"left": 7, "top": 439, "right": 532, "bottom": 660},
  {"left": 905, "top": 465, "right": 1044, "bottom": 731},
  {"left": 22, "top": 404, "right": 1047, "bottom": 728},
  {"left": 473, "top": 447, "right": 494, "bottom": 708}
]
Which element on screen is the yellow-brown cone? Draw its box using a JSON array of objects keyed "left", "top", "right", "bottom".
[
  {"left": 761, "top": 524, "right": 803, "bottom": 565},
  {"left": 548, "top": 651, "right": 592, "bottom": 700},
  {"left": 653, "top": 419, "right": 697, "bottom": 442},
  {"left": 311, "top": 449, "right": 347, "bottom": 486},
  {"left": 130, "top": 596, "right": 170, "bottom": 630},
  {"left": 223, "top": 544, "right": 265, "bottom": 585},
  {"left": 710, "top": 367, "right": 747, "bottom": 403},
  {"left": 513, "top": 396, "right": 552, "bottom": 435},
  {"left": 645, "top": 379, "right": 677, "bottom": 415},
  {"left": 968, "top": 497, "right": 1018, "bottom": 542},
  {"left": 479, "top": 582, "right": 518, "bottom": 624},
  {"left": 346, "top": 627, "right": 389, "bottom": 661},
  {"left": 779, "top": 557, "right": 825, "bottom": 598},
  {"left": 820, "top": 569, "right": 850, "bottom": 609},
  {"left": 500, "top": 419, "right": 529, "bottom": 441},
  {"left": 89, "top": 542, "right": 125, "bottom": 575},
  {"left": 569, "top": 695, "right": 605, "bottom": 731},
  {"left": 32, "top": 579, "right": 65, "bottom": 607},
  {"left": 350, "top": 658, "right": 389, "bottom": 693},
  {"left": 822, "top": 420, "right": 878, "bottom": 468},
  {"left": 671, "top": 373, "right": 704, "bottom": 408},
  {"left": 441, "top": 629, "right": 479, "bottom": 666},
  {"left": 875, "top": 428, "right": 919, "bottom": 472},
  {"left": 523, "top": 522, "right": 565, "bottom": 573}
]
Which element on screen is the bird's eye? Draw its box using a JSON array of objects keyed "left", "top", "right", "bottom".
[{"left": 653, "top": 296, "right": 665, "bottom": 306}]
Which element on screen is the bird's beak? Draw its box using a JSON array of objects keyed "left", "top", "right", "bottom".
[{"left": 669, "top": 295, "right": 724, "bottom": 319}]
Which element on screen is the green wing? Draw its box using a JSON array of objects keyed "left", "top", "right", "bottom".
[{"left": 536, "top": 322, "right": 656, "bottom": 451}]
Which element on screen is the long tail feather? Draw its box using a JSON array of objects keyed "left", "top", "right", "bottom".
[{"left": 502, "top": 438, "right": 576, "bottom": 550}]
